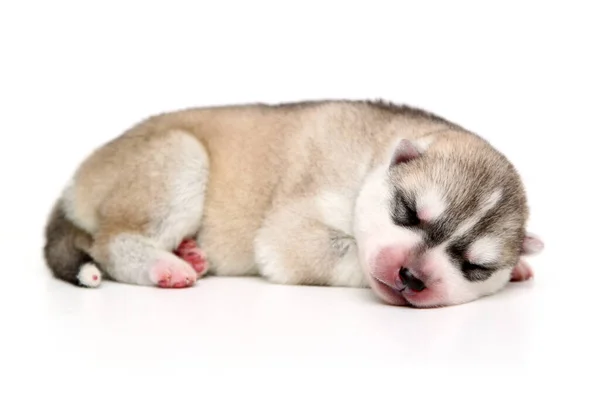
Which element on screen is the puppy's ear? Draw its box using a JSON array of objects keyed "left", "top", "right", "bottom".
[
  {"left": 521, "top": 232, "right": 544, "bottom": 256},
  {"left": 389, "top": 139, "right": 423, "bottom": 167}
]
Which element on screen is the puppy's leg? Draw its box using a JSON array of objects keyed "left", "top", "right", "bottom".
[
  {"left": 86, "top": 130, "right": 210, "bottom": 287},
  {"left": 254, "top": 203, "right": 368, "bottom": 288},
  {"left": 93, "top": 232, "right": 198, "bottom": 287}
]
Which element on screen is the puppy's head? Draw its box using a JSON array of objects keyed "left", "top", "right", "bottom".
[{"left": 353, "top": 131, "right": 543, "bottom": 308}]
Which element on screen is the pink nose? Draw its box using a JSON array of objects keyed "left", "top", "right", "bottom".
[
  {"left": 372, "top": 247, "right": 428, "bottom": 291},
  {"left": 372, "top": 247, "right": 408, "bottom": 288}
]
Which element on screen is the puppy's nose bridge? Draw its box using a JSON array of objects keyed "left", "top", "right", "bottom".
[{"left": 404, "top": 243, "right": 427, "bottom": 268}]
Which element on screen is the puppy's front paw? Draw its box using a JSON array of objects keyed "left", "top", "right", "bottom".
[{"left": 511, "top": 259, "right": 533, "bottom": 282}]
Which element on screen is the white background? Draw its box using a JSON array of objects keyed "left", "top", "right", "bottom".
[{"left": 1, "top": 1, "right": 598, "bottom": 399}]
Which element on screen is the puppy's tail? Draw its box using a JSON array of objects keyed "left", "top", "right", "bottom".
[{"left": 43, "top": 199, "right": 102, "bottom": 288}]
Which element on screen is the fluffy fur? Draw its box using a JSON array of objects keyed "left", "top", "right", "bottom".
[{"left": 43, "top": 99, "right": 543, "bottom": 307}]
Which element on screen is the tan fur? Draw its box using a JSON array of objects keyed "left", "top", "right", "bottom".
[{"left": 44, "top": 100, "right": 531, "bottom": 292}]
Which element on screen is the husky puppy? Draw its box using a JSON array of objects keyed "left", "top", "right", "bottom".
[{"left": 43, "top": 100, "right": 543, "bottom": 307}]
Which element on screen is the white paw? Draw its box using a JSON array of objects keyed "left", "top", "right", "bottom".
[{"left": 77, "top": 263, "right": 102, "bottom": 287}]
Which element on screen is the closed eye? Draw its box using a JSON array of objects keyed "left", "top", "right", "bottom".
[
  {"left": 460, "top": 260, "right": 495, "bottom": 281},
  {"left": 392, "top": 192, "right": 420, "bottom": 227},
  {"left": 402, "top": 197, "right": 420, "bottom": 226},
  {"left": 461, "top": 261, "right": 487, "bottom": 272}
]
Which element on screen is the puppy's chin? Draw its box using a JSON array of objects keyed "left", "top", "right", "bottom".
[
  {"left": 401, "top": 284, "right": 449, "bottom": 308},
  {"left": 369, "top": 277, "right": 450, "bottom": 308},
  {"left": 367, "top": 274, "right": 409, "bottom": 306},
  {"left": 366, "top": 267, "right": 496, "bottom": 309},
  {"left": 367, "top": 276, "right": 452, "bottom": 308}
]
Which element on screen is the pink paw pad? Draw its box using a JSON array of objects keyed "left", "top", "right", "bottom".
[
  {"left": 175, "top": 238, "right": 209, "bottom": 277},
  {"left": 511, "top": 259, "right": 534, "bottom": 282},
  {"left": 150, "top": 259, "right": 197, "bottom": 289}
]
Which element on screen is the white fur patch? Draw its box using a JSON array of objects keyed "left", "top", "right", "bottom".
[
  {"left": 254, "top": 237, "right": 290, "bottom": 284},
  {"left": 77, "top": 263, "right": 102, "bottom": 287},
  {"left": 108, "top": 233, "right": 163, "bottom": 285},
  {"left": 482, "top": 189, "right": 502, "bottom": 211},
  {"left": 452, "top": 217, "right": 476, "bottom": 239},
  {"left": 468, "top": 236, "right": 501, "bottom": 265},
  {"left": 417, "top": 189, "right": 446, "bottom": 222},
  {"left": 329, "top": 244, "right": 368, "bottom": 287},
  {"left": 150, "top": 131, "right": 208, "bottom": 250},
  {"left": 315, "top": 190, "right": 354, "bottom": 235},
  {"left": 353, "top": 165, "right": 423, "bottom": 275}
]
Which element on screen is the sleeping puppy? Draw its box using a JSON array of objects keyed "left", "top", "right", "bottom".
[{"left": 43, "top": 100, "right": 543, "bottom": 307}]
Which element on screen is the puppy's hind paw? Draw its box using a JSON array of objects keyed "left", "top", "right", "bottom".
[{"left": 149, "top": 257, "right": 197, "bottom": 288}]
